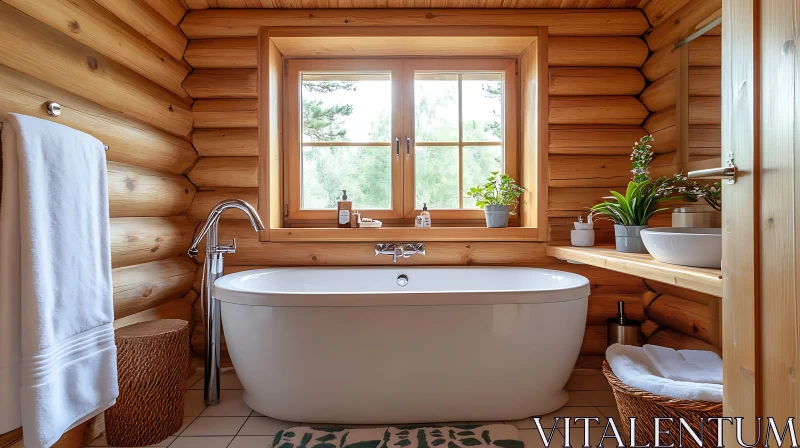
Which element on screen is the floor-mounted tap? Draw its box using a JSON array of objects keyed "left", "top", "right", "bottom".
[
  {"left": 375, "top": 243, "right": 426, "bottom": 263},
  {"left": 188, "top": 199, "right": 264, "bottom": 406}
]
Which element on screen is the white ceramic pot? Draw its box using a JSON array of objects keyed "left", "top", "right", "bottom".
[
  {"left": 484, "top": 205, "right": 510, "bottom": 228},
  {"left": 640, "top": 227, "right": 722, "bottom": 268}
]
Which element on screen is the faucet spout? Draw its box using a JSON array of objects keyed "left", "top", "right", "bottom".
[{"left": 188, "top": 199, "right": 264, "bottom": 257}]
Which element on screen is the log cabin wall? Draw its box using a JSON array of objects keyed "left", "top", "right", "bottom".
[
  {"left": 632, "top": 0, "right": 724, "bottom": 353},
  {"left": 0, "top": 1, "right": 200, "bottom": 445},
  {"left": 178, "top": 9, "right": 658, "bottom": 367}
]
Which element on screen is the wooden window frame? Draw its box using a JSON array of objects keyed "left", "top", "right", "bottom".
[
  {"left": 283, "top": 58, "right": 517, "bottom": 226},
  {"left": 257, "top": 26, "right": 548, "bottom": 242}
]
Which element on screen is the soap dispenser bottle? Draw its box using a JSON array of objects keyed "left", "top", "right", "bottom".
[
  {"left": 417, "top": 203, "right": 431, "bottom": 228},
  {"left": 337, "top": 190, "right": 352, "bottom": 228}
]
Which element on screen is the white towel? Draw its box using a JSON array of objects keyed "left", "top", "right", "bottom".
[
  {"left": 643, "top": 344, "right": 723, "bottom": 384},
  {"left": 0, "top": 114, "right": 118, "bottom": 448},
  {"left": 606, "top": 344, "right": 722, "bottom": 403}
]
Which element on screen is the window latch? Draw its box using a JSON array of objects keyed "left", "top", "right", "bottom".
[{"left": 395, "top": 137, "right": 400, "bottom": 156}]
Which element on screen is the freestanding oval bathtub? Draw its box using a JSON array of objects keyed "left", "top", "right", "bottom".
[{"left": 214, "top": 266, "right": 589, "bottom": 424}]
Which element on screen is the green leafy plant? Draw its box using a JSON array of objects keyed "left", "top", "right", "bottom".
[
  {"left": 465, "top": 172, "right": 525, "bottom": 209},
  {"left": 590, "top": 180, "right": 671, "bottom": 226}
]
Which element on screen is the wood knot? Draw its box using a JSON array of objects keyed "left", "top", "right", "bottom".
[
  {"left": 150, "top": 244, "right": 160, "bottom": 252},
  {"left": 344, "top": 19, "right": 349, "bottom": 23},
  {"left": 68, "top": 21, "right": 80, "bottom": 33},
  {"left": 425, "top": 12, "right": 436, "bottom": 19},
  {"left": 308, "top": 13, "right": 314, "bottom": 18},
  {"left": 311, "top": 255, "right": 318, "bottom": 261},
  {"left": 142, "top": 287, "right": 153, "bottom": 297},
  {"left": 168, "top": 105, "right": 174, "bottom": 112},
  {"left": 126, "top": 235, "right": 138, "bottom": 243},
  {"left": 184, "top": 188, "right": 189, "bottom": 194},
  {"left": 86, "top": 55, "right": 98, "bottom": 71},
  {"left": 465, "top": 244, "right": 471, "bottom": 249},
  {"left": 124, "top": 177, "right": 137, "bottom": 191}
]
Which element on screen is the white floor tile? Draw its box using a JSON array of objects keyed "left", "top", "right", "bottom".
[
  {"left": 185, "top": 372, "right": 204, "bottom": 390},
  {"left": 238, "top": 416, "right": 296, "bottom": 436},
  {"left": 519, "top": 428, "right": 565, "bottom": 448},
  {"left": 229, "top": 436, "right": 275, "bottom": 448},
  {"left": 174, "top": 416, "right": 197, "bottom": 436},
  {"left": 182, "top": 416, "right": 248, "bottom": 436},
  {"left": 201, "top": 390, "right": 253, "bottom": 417},
  {"left": 170, "top": 436, "right": 234, "bottom": 448},
  {"left": 184, "top": 389, "right": 207, "bottom": 417}
]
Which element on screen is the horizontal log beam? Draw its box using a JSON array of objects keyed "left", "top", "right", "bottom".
[
  {"left": 181, "top": 9, "right": 649, "bottom": 38},
  {"left": 645, "top": 293, "right": 717, "bottom": 344},
  {"left": 183, "top": 69, "right": 257, "bottom": 98},
  {"left": 192, "top": 128, "right": 258, "bottom": 157},
  {"left": 0, "top": 65, "right": 196, "bottom": 174},
  {"left": 112, "top": 257, "right": 196, "bottom": 319},
  {"left": 188, "top": 188, "right": 259, "bottom": 221},
  {"left": 580, "top": 325, "right": 608, "bottom": 356},
  {"left": 193, "top": 99, "right": 258, "bottom": 128},
  {"left": 187, "top": 157, "right": 258, "bottom": 187},
  {"left": 548, "top": 36, "right": 648, "bottom": 67},
  {"left": 548, "top": 155, "right": 631, "bottom": 187},
  {"left": 548, "top": 125, "right": 645, "bottom": 156},
  {"left": 644, "top": 0, "right": 722, "bottom": 52},
  {"left": 549, "top": 67, "right": 644, "bottom": 96},
  {"left": 689, "top": 96, "right": 721, "bottom": 125},
  {"left": 689, "top": 124, "right": 721, "bottom": 148},
  {"left": 645, "top": 324, "right": 721, "bottom": 355},
  {"left": 643, "top": 105, "right": 675, "bottom": 133},
  {"left": 640, "top": 35, "right": 721, "bottom": 82},
  {"left": 108, "top": 162, "right": 196, "bottom": 217},
  {"left": 549, "top": 96, "right": 649, "bottom": 126},
  {"left": 184, "top": 38, "right": 258, "bottom": 69},
  {"left": 642, "top": 0, "right": 692, "bottom": 27},
  {"left": 110, "top": 216, "right": 198, "bottom": 269},
  {"left": 94, "top": 0, "right": 188, "bottom": 61},
  {"left": 113, "top": 297, "right": 192, "bottom": 329},
  {"left": 548, "top": 186, "right": 625, "bottom": 211},
  {"left": 2, "top": 0, "right": 192, "bottom": 100},
  {"left": 0, "top": 3, "right": 193, "bottom": 136},
  {"left": 640, "top": 68, "right": 721, "bottom": 112},
  {"left": 143, "top": 0, "right": 188, "bottom": 26}
]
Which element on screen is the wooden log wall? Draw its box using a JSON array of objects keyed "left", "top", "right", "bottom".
[
  {"left": 178, "top": 10, "right": 657, "bottom": 367},
  {"left": 0, "top": 1, "right": 198, "bottom": 445},
  {"left": 639, "top": 0, "right": 722, "bottom": 160}
]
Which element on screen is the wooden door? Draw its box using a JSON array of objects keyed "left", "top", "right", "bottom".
[{"left": 722, "top": 0, "right": 799, "bottom": 442}]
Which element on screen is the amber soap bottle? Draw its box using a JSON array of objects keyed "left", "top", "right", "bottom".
[{"left": 337, "top": 190, "right": 352, "bottom": 228}]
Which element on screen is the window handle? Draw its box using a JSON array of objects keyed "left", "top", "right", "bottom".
[
  {"left": 395, "top": 137, "right": 400, "bottom": 156},
  {"left": 406, "top": 137, "right": 411, "bottom": 155}
]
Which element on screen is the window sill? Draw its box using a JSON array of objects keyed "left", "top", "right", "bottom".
[{"left": 268, "top": 227, "right": 540, "bottom": 242}]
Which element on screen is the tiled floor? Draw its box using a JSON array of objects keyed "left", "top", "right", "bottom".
[{"left": 87, "top": 368, "right": 617, "bottom": 448}]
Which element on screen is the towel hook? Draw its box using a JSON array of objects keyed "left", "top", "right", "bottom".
[{"left": 43, "top": 101, "right": 109, "bottom": 151}]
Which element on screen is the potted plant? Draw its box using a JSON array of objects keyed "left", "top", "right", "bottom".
[
  {"left": 591, "top": 180, "right": 670, "bottom": 253},
  {"left": 465, "top": 172, "right": 525, "bottom": 228}
]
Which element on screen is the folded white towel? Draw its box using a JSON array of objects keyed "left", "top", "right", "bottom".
[
  {"left": 0, "top": 114, "right": 118, "bottom": 448},
  {"left": 643, "top": 344, "right": 722, "bottom": 384},
  {"left": 606, "top": 344, "right": 722, "bottom": 403}
]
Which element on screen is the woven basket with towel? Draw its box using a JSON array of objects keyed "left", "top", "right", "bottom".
[{"left": 604, "top": 344, "right": 723, "bottom": 448}]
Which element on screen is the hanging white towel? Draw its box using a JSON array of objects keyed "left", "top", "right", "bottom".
[
  {"left": 643, "top": 344, "right": 723, "bottom": 384},
  {"left": 0, "top": 114, "right": 118, "bottom": 448},
  {"left": 606, "top": 344, "right": 722, "bottom": 403}
]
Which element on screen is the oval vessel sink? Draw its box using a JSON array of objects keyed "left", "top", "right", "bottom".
[{"left": 640, "top": 227, "right": 722, "bottom": 269}]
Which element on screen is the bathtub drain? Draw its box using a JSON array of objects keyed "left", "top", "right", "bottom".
[{"left": 397, "top": 274, "right": 409, "bottom": 287}]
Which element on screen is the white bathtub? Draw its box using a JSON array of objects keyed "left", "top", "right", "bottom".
[{"left": 213, "top": 267, "right": 590, "bottom": 424}]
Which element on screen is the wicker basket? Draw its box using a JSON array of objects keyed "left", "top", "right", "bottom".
[
  {"left": 105, "top": 319, "right": 190, "bottom": 447},
  {"left": 602, "top": 360, "right": 722, "bottom": 448}
]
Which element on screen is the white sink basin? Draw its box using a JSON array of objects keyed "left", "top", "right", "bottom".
[{"left": 640, "top": 227, "right": 722, "bottom": 269}]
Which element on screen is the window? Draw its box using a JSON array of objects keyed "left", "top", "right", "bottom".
[{"left": 285, "top": 59, "right": 517, "bottom": 225}]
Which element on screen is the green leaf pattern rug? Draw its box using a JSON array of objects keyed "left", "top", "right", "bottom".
[{"left": 272, "top": 425, "right": 525, "bottom": 448}]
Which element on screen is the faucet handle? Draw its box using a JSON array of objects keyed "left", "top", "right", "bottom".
[{"left": 214, "top": 237, "right": 237, "bottom": 254}]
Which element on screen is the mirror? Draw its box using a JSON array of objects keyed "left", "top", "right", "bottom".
[{"left": 676, "top": 21, "right": 722, "bottom": 171}]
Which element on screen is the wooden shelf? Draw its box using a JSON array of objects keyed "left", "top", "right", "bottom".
[
  {"left": 546, "top": 245, "right": 722, "bottom": 297},
  {"left": 269, "top": 227, "right": 540, "bottom": 242}
]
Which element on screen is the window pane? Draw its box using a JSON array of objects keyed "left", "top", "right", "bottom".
[
  {"left": 301, "top": 146, "right": 391, "bottom": 210},
  {"left": 301, "top": 74, "right": 391, "bottom": 143},
  {"left": 462, "top": 74, "right": 503, "bottom": 142},
  {"left": 415, "top": 146, "right": 459, "bottom": 209},
  {"left": 414, "top": 73, "right": 458, "bottom": 142},
  {"left": 462, "top": 146, "right": 503, "bottom": 209}
]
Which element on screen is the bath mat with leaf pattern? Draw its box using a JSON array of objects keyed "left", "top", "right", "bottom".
[{"left": 272, "top": 425, "right": 524, "bottom": 448}]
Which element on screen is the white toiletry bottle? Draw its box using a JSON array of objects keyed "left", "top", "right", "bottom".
[{"left": 419, "top": 203, "right": 432, "bottom": 228}]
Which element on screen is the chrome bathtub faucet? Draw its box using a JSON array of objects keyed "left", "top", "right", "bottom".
[
  {"left": 187, "top": 199, "right": 264, "bottom": 406},
  {"left": 375, "top": 243, "right": 426, "bottom": 263}
]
